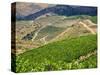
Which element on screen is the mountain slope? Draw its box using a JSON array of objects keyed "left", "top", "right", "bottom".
[{"left": 24, "top": 5, "right": 97, "bottom": 20}]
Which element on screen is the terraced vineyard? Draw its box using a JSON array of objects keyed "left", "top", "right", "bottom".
[{"left": 12, "top": 34, "right": 97, "bottom": 72}]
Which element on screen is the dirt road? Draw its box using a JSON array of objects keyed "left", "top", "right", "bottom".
[{"left": 79, "top": 22, "right": 96, "bottom": 34}]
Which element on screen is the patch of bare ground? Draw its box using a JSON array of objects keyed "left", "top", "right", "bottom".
[{"left": 78, "top": 21, "right": 96, "bottom": 34}]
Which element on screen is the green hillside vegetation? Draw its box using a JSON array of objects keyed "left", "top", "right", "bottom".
[
  {"left": 65, "top": 15, "right": 97, "bottom": 24},
  {"left": 12, "top": 34, "right": 97, "bottom": 72},
  {"left": 90, "top": 16, "right": 97, "bottom": 24},
  {"left": 79, "top": 54, "right": 97, "bottom": 68}
]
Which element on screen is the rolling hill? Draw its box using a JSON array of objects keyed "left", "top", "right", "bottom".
[{"left": 13, "top": 15, "right": 97, "bottom": 54}]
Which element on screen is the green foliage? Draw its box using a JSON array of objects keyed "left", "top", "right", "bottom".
[
  {"left": 67, "top": 15, "right": 97, "bottom": 24},
  {"left": 13, "top": 35, "right": 97, "bottom": 72},
  {"left": 90, "top": 16, "right": 97, "bottom": 24},
  {"left": 79, "top": 54, "right": 97, "bottom": 68}
]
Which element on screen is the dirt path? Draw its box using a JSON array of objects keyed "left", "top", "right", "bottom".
[
  {"left": 40, "top": 35, "right": 48, "bottom": 44},
  {"left": 32, "top": 25, "right": 46, "bottom": 41},
  {"left": 31, "top": 18, "right": 65, "bottom": 42},
  {"left": 51, "top": 21, "right": 96, "bottom": 42},
  {"left": 51, "top": 27, "right": 70, "bottom": 42},
  {"left": 79, "top": 22, "right": 96, "bottom": 34}
]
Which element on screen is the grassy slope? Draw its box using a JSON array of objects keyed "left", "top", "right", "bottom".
[
  {"left": 90, "top": 16, "right": 97, "bottom": 24},
  {"left": 14, "top": 34, "right": 97, "bottom": 72}
]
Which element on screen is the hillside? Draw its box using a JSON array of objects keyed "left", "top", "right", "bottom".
[
  {"left": 12, "top": 15, "right": 97, "bottom": 54},
  {"left": 12, "top": 34, "right": 97, "bottom": 72}
]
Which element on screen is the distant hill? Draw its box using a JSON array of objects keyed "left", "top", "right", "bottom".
[{"left": 22, "top": 5, "right": 97, "bottom": 20}]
